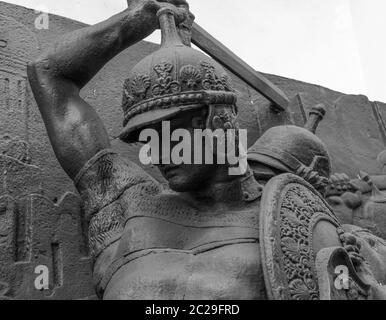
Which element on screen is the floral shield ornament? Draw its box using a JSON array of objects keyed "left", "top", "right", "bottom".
[{"left": 259, "top": 173, "right": 377, "bottom": 300}]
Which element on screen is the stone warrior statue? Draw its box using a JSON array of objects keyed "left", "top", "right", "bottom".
[
  {"left": 248, "top": 109, "right": 386, "bottom": 298},
  {"left": 28, "top": 0, "right": 385, "bottom": 299}
]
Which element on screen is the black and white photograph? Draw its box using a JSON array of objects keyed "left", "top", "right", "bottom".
[{"left": 0, "top": 0, "right": 386, "bottom": 307}]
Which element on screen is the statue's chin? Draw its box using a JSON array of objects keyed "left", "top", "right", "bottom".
[
  {"left": 168, "top": 180, "right": 192, "bottom": 193},
  {"left": 167, "top": 176, "right": 200, "bottom": 193},
  {"left": 161, "top": 164, "right": 215, "bottom": 192}
]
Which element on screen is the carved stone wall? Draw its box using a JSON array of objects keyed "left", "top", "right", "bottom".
[
  {"left": 0, "top": 3, "right": 95, "bottom": 300},
  {"left": 1, "top": 1, "right": 386, "bottom": 299}
]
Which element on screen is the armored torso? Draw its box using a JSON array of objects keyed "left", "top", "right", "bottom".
[{"left": 75, "top": 150, "right": 265, "bottom": 300}]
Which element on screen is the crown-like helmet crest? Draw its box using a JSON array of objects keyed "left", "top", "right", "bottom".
[{"left": 119, "top": 7, "right": 237, "bottom": 142}]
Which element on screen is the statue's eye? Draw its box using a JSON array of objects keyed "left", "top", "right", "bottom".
[{"left": 191, "top": 117, "right": 204, "bottom": 129}]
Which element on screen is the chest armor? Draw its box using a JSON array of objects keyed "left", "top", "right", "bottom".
[{"left": 101, "top": 190, "right": 265, "bottom": 300}]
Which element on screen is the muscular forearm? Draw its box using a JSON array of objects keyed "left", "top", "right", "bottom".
[
  {"left": 26, "top": 4, "right": 160, "bottom": 179},
  {"left": 36, "top": 3, "right": 158, "bottom": 89}
]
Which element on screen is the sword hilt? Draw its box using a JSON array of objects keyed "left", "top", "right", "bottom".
[{"left": 304, "top": 104, "right": 326, "bottom": 134}]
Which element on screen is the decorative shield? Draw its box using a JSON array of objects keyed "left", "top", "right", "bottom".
[{"left": 259, "top": 173, "right": 372, "bottom": 300}]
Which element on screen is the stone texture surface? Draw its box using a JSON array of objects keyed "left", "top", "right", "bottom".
[{"left": 0, "top": 1, "right": 386, "bottom": 299}]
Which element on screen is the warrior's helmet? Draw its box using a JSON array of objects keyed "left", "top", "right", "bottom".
[
  {"left": 248, "top": 104, "right": 331, "bottom": 191},
  {"left": 119, "top": 7, "right": 237, "bottom": 143}
]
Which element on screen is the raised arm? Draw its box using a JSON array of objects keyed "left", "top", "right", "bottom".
[{"left": 27, "top": 0, "right": 188, "bottom": 180}]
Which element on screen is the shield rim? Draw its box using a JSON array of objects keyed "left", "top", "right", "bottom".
[{"left": 259, "top": 173, "right": 341, "bottom": 300}]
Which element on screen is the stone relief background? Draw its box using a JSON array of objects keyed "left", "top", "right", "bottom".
[{"left": 0, "top": 1, "right": 386, "bottom": 299}]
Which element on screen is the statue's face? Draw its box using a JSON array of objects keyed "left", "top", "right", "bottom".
[
  {"left": 147, "top": 108, "right": 219, "bottom": 192},
  {"left": 160, "top": 161, "right": 217, "bottom": 192}
]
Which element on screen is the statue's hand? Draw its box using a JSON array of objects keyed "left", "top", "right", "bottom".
[
  {"left": 329, "top": 173, "right": 351, "bottom": 193},
  {"left": 153, "top": 0, "right": 189, "bottom": 8},
  {"left": 339, "top": 231, "right": 365, "bottom": 268},
  {"left": 328, "top": 173, "right": 359, "bottom": 197},
  {"left": 127, "top": 0, "right": 190, "bottom": 24},
  {"left": 128, "top": 0, "right": 188, "bottom": 6}
]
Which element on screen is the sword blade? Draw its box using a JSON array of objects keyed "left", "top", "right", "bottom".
[{"left": 191, "top": 22, "right": 289, "bottom": 112}]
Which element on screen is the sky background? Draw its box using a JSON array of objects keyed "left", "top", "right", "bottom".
[{"left": 5, "top": 0, "right": 386, "bottom": 102}]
